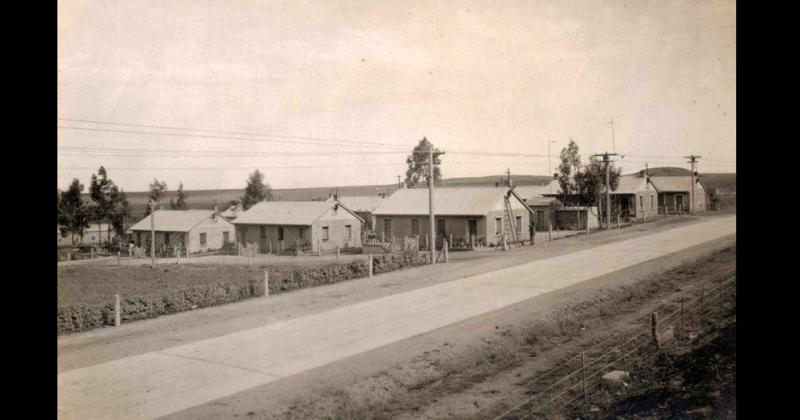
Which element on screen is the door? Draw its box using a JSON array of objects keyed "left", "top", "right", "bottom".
[
  {"left": 676, "top": 194, "right": 684, "bottom": 212},
  {"left": 467, "top": 219, "right": 477, "bottom": 243}
]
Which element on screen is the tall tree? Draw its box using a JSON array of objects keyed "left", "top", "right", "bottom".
[
  {"left": 145, "top": 178, "right": 168, "bottom": 216},
  {"left": 404, "top": 137, "right": 443, "bottom": 187},
  {"left": 557, "top": 139, "right": 582, "bottom": 205},
  {"left": 89, "top": 166, "right": 122, "bottom": 233},
  {"left": 110, "top": 189, "right": 131, "bottom": 237},
  {"left": 576, "top": 156, "right": 621, "bottom": 207},
  {"left": 241, "top": 170, "right": 273, "bottom": 210},
  {"left": 175, "top": 182, "right": 188, "bottom": 210},
  {"left": 58, "top": 179, "right": 91, "bottom": 243}
]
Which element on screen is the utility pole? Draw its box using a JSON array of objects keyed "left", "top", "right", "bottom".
[
  {"left": 428, "top": 143, "right": 437, "bottom": 264},
  {"left": 506, "top": 168, "right": 512, "bottom": 187},
  {"left": 685, "top": 155, "right": 701, "bottom": 213},
  {"left": 608, "top": 119, "right": 616, "bottom": 153},
  {"left": 547, "top": 140, "right": 556, "bottom": 176},
  {"left": 149, "top": 200, "right": 156, "bottom": 268},
  {"left": 591, "top": 152, "right": 622, "bottom": 230}
]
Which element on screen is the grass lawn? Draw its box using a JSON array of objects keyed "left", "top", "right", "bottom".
[{"left": 57, "top": 261, "right": 341, "bottom": 308}]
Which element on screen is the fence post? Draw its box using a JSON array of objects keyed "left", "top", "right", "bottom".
[
  {"left": 444, "top": 239, "right": 449, "bottom": 263},
  {"left": 117, "top": 251, "right": 121, "bottom": 266},
  {"left": 368, "top": 254, "right": 373, "bottom": 278},
  {"left": 548, "top": 222, "right": 552, "bottom": 242},
  {"left": 586, "top": 215, "right": 590, "bottom": 236},
  {"left": 617, "top": 213, "right": 621, "bottom": 230},
  {"left": 264, "top": 271, "right": 269, "bottom": 297},
  {"left": 581, "top": 352, "right": 587, "bottom": 402},
  {"left": 248, "top": 247, "right": 253, "bottom": 266},
  {"left": 114, "top": 294, "right": 121, "bottom": 327},
  {"left": 651, "top": 312, "right": 660, "bottom": 348},
  {"left": 90, "top": 247, "right": 95, "bottom": 259}
]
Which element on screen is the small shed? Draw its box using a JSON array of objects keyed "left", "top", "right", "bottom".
[
  {"left": 127, "top": 210, "right": 235, "bottom": 254},
  {"left": 233, "top": 200, "right": 363, "bottom": 253}
]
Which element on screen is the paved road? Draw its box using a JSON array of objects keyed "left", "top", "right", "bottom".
[{"left": 57, "top": 216, "right": 735, "bottom": 420}]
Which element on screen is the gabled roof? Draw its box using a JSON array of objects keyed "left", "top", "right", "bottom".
[
  {"left": 221, "top": 204, "right": 243, "bottom": 219},
  {"left": 233, "top": 201, "right": 357, "bottom": 226},
  {"left": 606, "top": 176, "right": 652, "bottom": 195},
  {"left": 649, "top": 176, "right": 707, "bottom": 193},
  {"left": 514, "top": 180, "right": 562, "bottom": 199},
  {"left": 330, "top": 195, "right": 385, "bottom": 213},
  {"left": 372, "top": 187, "right": 525, "bottom": 216},
  {"left": 128, "top": 210, "right": 223, "bottom": 232}
]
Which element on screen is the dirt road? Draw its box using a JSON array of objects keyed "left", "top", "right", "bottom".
[{"left": 57, "top": 215, "right": 735, "bottom": 419}]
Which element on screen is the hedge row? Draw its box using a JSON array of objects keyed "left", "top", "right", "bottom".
[{"left": 57, "top": 251, "right": 430, "bottom": 335}]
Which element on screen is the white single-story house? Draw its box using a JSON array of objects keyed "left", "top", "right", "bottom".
[
  {"left": 233, "top": 200, "right": 363, "bottom": 253},
  {"left": 127, "top": 210, "right": 235, "bottom": 254}
]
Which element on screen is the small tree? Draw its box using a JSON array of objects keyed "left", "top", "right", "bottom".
[
  {"left": 557, "top": 139, "right": 581, "bottom": 205},
  {"left": 241, "top": 170, "right": 273, "bottom": 210},
  {"left": 404, "top": 137, "right": 443, "bottom": 188},
  {"left": 175, "top": 182, "right": 188, "bottom": 210},
  {"left": 145, "top": 179, "right": 168, "bottom": 216}
]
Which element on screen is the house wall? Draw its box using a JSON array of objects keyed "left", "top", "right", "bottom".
[
  {"left": 555, "top": 208, "right": 600, "bottom": 230},
  {"left": 373, "top": 215, "right": 488, "bottom": 248},
  {"left": 131, "top": 216, "right": 234, "bottom": 254},
  {"left": 612, "top": 191, "right": 659, "bottom": 220},
  {"left": 486, "top": 209, "right": 531, "bottom": 245},
  {"left": 529, "top": 205, "right": 558, "bottom": 232},
  {"left": 236, "top": 208, "right": 361, "bottom": 253}
]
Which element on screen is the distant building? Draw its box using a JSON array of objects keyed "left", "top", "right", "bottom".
[
  {"left": 328, "top": 195, "right": 386, "bottom": 231},
  {"left": 372, "top": 186, "right": 532, "bottom": 248},
  {"left": 220, "top": 203, "right": 243, "bottom": 221},
  {"left": 127, "top": 210, "right": 235, "bottom": 254},
  {"left": 57, "top": 222, "right": 115, "bottom": 247},
  {"left": 649, "top": 176, "right": 708, "bottom": 213},
  {"left": 233, "top": 200, "right": 363, "bottom": 253}
]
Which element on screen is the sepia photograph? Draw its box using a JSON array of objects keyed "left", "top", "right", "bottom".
[{"left": 57, "top": 1, "right": 736, "bottom": 418}]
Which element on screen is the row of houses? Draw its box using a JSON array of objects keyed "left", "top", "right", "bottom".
[{"left": 61, "top": 172, "right": 708, "bottom": 253}]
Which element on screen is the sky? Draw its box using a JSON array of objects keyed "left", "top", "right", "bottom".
[{"left": 58, "top": 0, "right": 736, "bottom": 193}]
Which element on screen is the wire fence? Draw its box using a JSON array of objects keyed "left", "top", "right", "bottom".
[{"left": 493, "top": 275, "right": 736, "bottom": 420}]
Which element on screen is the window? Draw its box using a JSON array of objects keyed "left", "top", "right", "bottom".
[
  {"left": 516, "top": 216, "right": 522, "bottom": 233},
  {"left": 436, "top": 219, "right": 446, "bottom": 236},
  {"left": 345, "top": 225, "right": 352, "bottom": 239},
  {"left": 299, "top": 227, "right": 306, "bottom": 240},
  {"left": 223, "top": 231, "right": 229, "bottom": 243},
  {"left": 322, "top": 226, "right": 330, "bottom": 241},
  {"left": 383, "top": 219, "right": 392, "bottom": 238},
  {"left": 164, "top": 233, "right": 170, "bottom": 245},
  {"left": 278, "top": 226, "right": 284, "bottom": 241},
  {"left": 411, "top": 219, "right": 419, "bottom": 236},
  {"left": 200, "top": 233, "right": 207, "bottom": 246},
  {"left": 650, "top": 195, "right": 654, "bottom": 210},
  {"left": 496, "top": 218, "right": 502, "bottom": 235},
  {"left": 260, "top": 226, "right": 267, "bottom": 240}
]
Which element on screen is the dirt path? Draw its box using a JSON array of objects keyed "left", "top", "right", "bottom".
[
  {"left": 176, "top": 238, "right": 733, "bottom": 420},
  {"left": 156, "top": 225, "right": 735, "bottom": 420}
]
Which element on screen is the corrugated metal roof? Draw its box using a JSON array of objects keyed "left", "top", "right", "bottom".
[
  {"left": 233, "top": 201, "right": 347, "bottom": 226},
  {"left": 334, "top": 195, "right": 385, "bottom": 213},
  {"left": 221, "top": 204, "right": 242, "bottom": 218},
  {"left": 515, "top": 180, "right": 561, "bottom": 199},
  {"left": 372, "top": 187, "right": 525, "bottom": 216},
  {"left": 128, "top": 210, "right": 217, "bottom": 232},
  {"left": 650, "top": 176, "right": 707, "bottom": 193},
  {"left": 607, "top": 176, "right": 650, "bottom": 195}
]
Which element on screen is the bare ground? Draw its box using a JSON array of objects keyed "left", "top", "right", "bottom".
[{"left": 162, "top": 233, "right": 735, "bottom": 420}]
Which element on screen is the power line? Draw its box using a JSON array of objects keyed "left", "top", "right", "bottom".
[{"left": 58, "top": 118, "right": 412, "bottom": 150}]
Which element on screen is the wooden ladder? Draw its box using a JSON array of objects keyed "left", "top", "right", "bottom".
[{"left": 504, "top": 196, "right": 519, "bottom": 243}]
